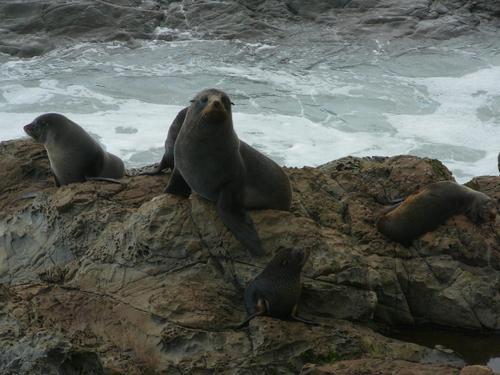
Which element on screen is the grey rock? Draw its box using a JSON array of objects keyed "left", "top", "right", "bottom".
[{"left": 0, "top": 0, "right": 499, "bottom": 57}]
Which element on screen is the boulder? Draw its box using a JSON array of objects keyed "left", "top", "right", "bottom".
[{"left": 1, "top": 138, "right": 498, "bottom": 373}]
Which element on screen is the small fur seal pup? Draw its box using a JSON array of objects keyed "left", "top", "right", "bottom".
[
  {"left": 376, "top": 181, "right": 497, "bottom": 246},
  {"left": 24, "top": 113, "right": 125, "bottom": 186},
  {"left": 237, "top": 248, "right": 316, "bottom": 327},
  {"left": 165, "top": 89, "right": 292, "bottom": 256}
]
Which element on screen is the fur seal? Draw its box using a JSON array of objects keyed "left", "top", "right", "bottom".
[
  {"left": 165, "top": 89, "right": 292, "bottom": 256},
  {"left": 237, "top": 248, "right": 316, "bottom": 327},
  {"left": 376, "top": 181, "right": 497, "bottom": 247},
  {"left": 24, "top": 113, "right": 125, "bottom": 186},
  {"left": 141, "top": 107, "right": 188, "bottom": 175}
]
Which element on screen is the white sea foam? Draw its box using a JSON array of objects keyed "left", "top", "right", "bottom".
[
  {"left": 0, "top": 39, "right": 499, "bottom": 182},
  {"left": 386, "top": 66, "right": 500, "bottom": 179}
]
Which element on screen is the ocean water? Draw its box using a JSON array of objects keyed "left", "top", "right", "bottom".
[{"left": 0, "top": 33, "right": 499, "bottom": 181}]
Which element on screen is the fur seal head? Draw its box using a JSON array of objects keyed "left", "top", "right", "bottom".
[
  {"left": 24, "top": 113, "right": 67, "bottom": 144},
  {"left": 264, "top": 248, "right": 310, "bottom": 276},
  {"left": 189, "top": 88, "right": 234, "bottom": 127},
  {"left": 467, "top": 193, "right": 497, "bottom": 223}
]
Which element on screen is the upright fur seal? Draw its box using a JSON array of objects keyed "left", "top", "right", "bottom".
[
  {"left": 376, "top": 181, "right": 497, "bottom": 247},
  {"left": 141, "top": 107, "right": 188, "bottom": 175},
  {"left": 24, "top": 113, "right": 125, "bottom": 186},
  {"left": 238, "top": 248, "right": 316, "bottom": 327},
  {"left": 165, "top": 89, "right": 292, "bottom": 256}
]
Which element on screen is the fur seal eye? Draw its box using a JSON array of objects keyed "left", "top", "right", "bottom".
[
  {"left": 201, "top": 96, "right": 208, "bottom": 104},
  {"left": 190, "top": 100, "right": 195, "bottom": 103},
  {"left": 221, "top": 97, "right": 233, "bottom": 108}
]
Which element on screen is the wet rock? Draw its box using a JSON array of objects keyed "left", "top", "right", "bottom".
[
  {"left": 0, "top": 328, "right": 103, "bottom": 375},
  {"left": 0, "top": 0, "right": 499, "bottom": 57},
  {"left": 0, "top": 138, "right": 498, "bottom": 373},
  {"left": 301, "top": 359, "right": 461, "bottom": 375},
  {"left": 460, "top": 365, "right": 496, "bottom": 375}
]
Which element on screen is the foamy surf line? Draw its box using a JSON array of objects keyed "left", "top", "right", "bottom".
[
  {"left": 1, "top": 40, "right": 499, "bottom": 182},
  {"left": 386, "top": 65, "right": 500, "bottom": 180},
  {"left": 0, "top": 102, "right": 480, "bottom": 182},
  {"left": 0, "top": 83, "right": 497, "bottom": 181}
]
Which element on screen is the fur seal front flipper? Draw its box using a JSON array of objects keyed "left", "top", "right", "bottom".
[
  {"left": 216, "top": 181, "right": 263, "bottom": 256},
  {"left": 141, "top": 153, "right": 170, "bottom": 176},
  {"left": 164, "top": 168, "right": 191, "bottom": 197}
]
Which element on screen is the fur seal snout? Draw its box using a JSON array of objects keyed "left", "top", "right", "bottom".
[
  {"left": 24, "top": 113, "right": 125, "bottom": 186},
  {"left": 165, "top": 88, "right": 292, "bottom": 256},
  {"left": 237, "top": 248, "right": 317, "bottom": 327},
  {"left": 376, "top": 180, "right": 496, "bottom": 247}
]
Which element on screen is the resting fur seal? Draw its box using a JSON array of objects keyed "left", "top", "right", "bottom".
[
  {"left": 24, "top": 113, "right": 125, "bottom": 186},
  {"left": 141, "top": 107, "right": 188, "bottom": 175},
  {"left": 376, "top": 181, "right": 497, "bottom": 247},
  {"left": 165, "top": 89, "right": 292, "bottom": 256},
  {"left": 237, "top": 248, "right": 316, "bottom": 327}
]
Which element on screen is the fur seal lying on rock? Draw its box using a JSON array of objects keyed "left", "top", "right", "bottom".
[
  {"left": 237, "top": 248, "right": 316, "bottom": 327},
  {"left": 165, "top": 88, "right": 292, "bottom": 256},
  {"left": 24, "top": 113, "right": 125, "bottom": 186},
  {"left": 141, "top": 107, "right": 188, "bottom": 175},
  {"left": 376, "top": 181, "right": 497, "bottom": 247}
]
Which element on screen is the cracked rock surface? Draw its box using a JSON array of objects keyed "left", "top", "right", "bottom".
[{"left": 0, "top": 139, "right": 498, "bottom": 374}]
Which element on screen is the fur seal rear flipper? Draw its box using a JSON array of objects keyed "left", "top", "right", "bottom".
[{"left": 86, "top": 177, "right": 124, "bottom": 184}]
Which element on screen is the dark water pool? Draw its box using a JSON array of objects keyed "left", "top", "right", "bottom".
[{"left": 387, "top": 326, "right": 500, "bottom": 371}]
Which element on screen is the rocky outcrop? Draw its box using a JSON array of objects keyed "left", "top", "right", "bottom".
[
  {"left": 0, "top": 138, "right": 498, "bottom": 373},
  {"left": 300, "top": 359, "right": 461, "bottom": 375},
  {"left": 1, "top": 0, "right": 499, "bottom": 57}
]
